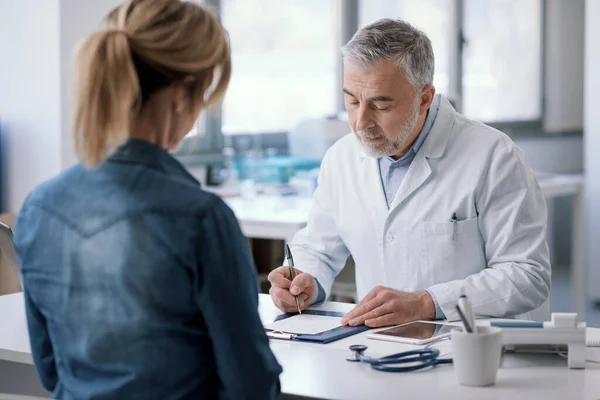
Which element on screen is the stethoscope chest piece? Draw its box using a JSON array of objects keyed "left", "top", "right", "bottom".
[{"left": 346, "top": 344, "right": 368, "bottom": 362}]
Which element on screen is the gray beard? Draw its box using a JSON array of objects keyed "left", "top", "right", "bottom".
[{"left": 354, "top": 103, "right": 420, "bottom": 158}]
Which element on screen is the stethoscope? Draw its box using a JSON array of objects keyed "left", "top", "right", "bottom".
[{"left": 346, "top": 344, "right": 453, "bottom": 372}]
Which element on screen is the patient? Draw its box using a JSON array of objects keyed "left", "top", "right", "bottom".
[{"left": 13, "top": 0, "right": 281, "bottom": 399}]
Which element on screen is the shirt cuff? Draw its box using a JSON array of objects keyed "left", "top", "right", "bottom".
[
  {"left": 312, "top": 278, "right": 327, "bottom": 305},
  {"left": 426, "top": 288, "right": 445, "bottom": 320}
]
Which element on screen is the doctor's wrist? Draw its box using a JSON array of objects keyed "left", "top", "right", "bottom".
[{"left": 416, "top": 291, "right": 436, "bottom": 320}]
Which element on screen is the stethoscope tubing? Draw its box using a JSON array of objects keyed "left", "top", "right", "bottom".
[{"left": 349, "top": 346, "right": 453, "bottom": 372}]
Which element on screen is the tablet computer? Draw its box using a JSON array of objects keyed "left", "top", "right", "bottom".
[{"left": 366, "top": 321, "right": 455, "bottom": 345}]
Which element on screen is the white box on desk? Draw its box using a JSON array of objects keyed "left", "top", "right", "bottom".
[{"left": 478, "top": 320, "right": 587, "bottom": 369}]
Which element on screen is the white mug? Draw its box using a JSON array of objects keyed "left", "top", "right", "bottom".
[{"left": 451, "top": 326, "right": 503, "bottom": 386}]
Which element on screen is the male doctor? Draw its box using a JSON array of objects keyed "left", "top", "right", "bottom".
[{"left": 268, "top": 18, "right": 551, "bottom": 326}]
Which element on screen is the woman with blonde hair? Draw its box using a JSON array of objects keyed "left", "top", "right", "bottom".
[{"left": 13, "top": 0, "right": 281, "bottom": 398}]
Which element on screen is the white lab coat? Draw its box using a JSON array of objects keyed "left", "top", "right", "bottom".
[{"left": 291, "top": 95, "right": 551, "bottom": 321}]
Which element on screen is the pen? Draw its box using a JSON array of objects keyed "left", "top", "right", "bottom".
[
  {"left": 267, "top": 331, "right": 297, "bottom": 340},
  {"left": 451, "top": 213, "right": 457, "bottom": 241},
  {"left": 285, "top": 244, "right": 302, "bottom": 314},
  {"left": 458, "top": 295, "right": 477, "bottom": 333},
  {"left": 455, "top": 304, "right": 473, "bottom": 333}
]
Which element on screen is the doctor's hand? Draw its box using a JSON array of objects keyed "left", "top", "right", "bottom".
[
  {"left": 268, "top": 266, "right": 318, "bottom": 313},
  {"left": 341, "top": 286, "right": 435, "bottom": 328}
]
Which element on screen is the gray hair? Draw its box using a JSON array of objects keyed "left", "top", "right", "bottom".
[{"left": 341, "top": 19, "right": 435, "bottom": 90}]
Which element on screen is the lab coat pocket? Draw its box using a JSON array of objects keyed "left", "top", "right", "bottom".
[{"left": 420, "top": 217, "right": 483, "bottom": 284}]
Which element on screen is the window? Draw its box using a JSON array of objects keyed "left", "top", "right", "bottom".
[
  {"left": 462, "top": 0, "right": 542, "bottom": 122},
  {"left": 220, "top": 0, "right": 337, "bottom": 135},
  {"left": 359, "top": 0, "right": 455, "bottom": 98},
  {"left": 179, "top": 0, "right": 545, "bottom": 162}
]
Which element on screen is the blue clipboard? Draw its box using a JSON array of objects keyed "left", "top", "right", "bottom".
[{"left": 267, "top": 310, "right": 370, "bottom": 344}]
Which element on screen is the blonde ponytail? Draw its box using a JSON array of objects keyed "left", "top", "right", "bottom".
[
  {"left": 74, "top": 30, "right": 139, "bottom": 168},
  {"left": 73, "top": 0, "right": 230, "bottom": 168}
]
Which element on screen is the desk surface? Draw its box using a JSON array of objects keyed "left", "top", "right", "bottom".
[
  {"left": 0, "top": 293, "right": 31, "bottom": 364},
  {"left": 2, "top": 292, "right": 599, "bottom": 400},
  {"left": 224, "top": 195, "right": 313, "bottom": 225},
  {"left": 224, "top": 195, "right": 313, "bottom": 242},
  {"left": 258, "top": 294, "right": 600, "bottom": 400}
]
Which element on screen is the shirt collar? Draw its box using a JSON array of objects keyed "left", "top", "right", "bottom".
[
  {"left": 382, "top": 93, "right": 442, "bottom": 165},
  {"left": 107, "top": 138, "right": 199, "bottom": 186}
]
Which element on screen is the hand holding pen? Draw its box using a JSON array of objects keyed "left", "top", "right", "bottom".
[
  {"left": 285, "top": 244, "right": 302, "bottom": 314},
  {"left": 267, "top": 245, "right": 318, "bottom": 313}
]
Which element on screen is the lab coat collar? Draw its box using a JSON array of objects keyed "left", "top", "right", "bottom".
[
  {"left": 356, "top": 95, "right": 458, "bottom": 216},
  {"left": 420, "top": 95, "right": 456, "bottom": 160}
]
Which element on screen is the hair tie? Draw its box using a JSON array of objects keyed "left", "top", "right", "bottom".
[{"left": 108, "top": 29, "right": 129, "bottom": 39}]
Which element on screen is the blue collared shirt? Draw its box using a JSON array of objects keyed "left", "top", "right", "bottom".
[
  {"left": 313, "top": 95, "right": 445, "bottom": 320},
  {"left": 378, "top": 94, "right": 440, "bottom": 207},
  {"left": 15, "top": 139, "right": 282, "bottom": 400}
]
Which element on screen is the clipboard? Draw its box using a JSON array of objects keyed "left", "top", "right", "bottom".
[{"left": 266, "top": 310, "right": 370, "bottom": 344}]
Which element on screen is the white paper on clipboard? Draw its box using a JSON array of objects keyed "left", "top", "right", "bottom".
[{"left": 264, "top": 314, "right": 342, "bottom": 335}]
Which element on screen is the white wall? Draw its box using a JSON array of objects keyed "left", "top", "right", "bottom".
[
  {"left": 544, "top": 0, "right": 585, "bottom": 132},
  {"left": 585, "top": 0, "right": 600, "bottom": 298},
  {"left": 60, "top": 0, "right": 122, "bottom": 170},
  {"left": 0, "top": 0, "right": 121, "bottom": 214},
  {"left": 0, "top": 0, "right": 62, "bottom": 214}
]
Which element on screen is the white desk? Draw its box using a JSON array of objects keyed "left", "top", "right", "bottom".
[
  {"left": 224, "top": 195, "right": 313, "bottom": 244},
  {"left": 1, "top": 292, "right": 599, "bottom": 400},
  {"left": 258, "top": 294, "right": 600, "bottom": 400},
  {"left": 226, "top": 173, "right": 585, "bottom": 317},
  {"left": 0, "top": 293, "right": 32, "bottom": 365}
]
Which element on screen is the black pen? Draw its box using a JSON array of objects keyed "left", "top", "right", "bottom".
[
  {"left": 451, "top": 213, "right": 457, "bottom": 241},
  {"left": 285, "top": 244, "right": 302, "bottom": 314}
]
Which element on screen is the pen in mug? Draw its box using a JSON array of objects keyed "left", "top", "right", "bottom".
[
  {"left": 455, "top": 304, "right": 473, "bottom": 333},
  {"left": 285, "top": 244, "right": 302, "bottom": 314},
  {"left": 458, "top": 295, "right": 477, "bottom": 333}
]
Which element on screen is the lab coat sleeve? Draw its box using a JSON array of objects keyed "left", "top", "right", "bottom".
[
  {"left": 290, "top": 150, "right": 351, "bottom": 300},
  {"left": 427, "top": 141, "right": 551, "bottom": 320}
]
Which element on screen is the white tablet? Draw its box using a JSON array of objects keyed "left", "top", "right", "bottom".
[{"left": 366, "top": 321, "right": 455, "bottom": 345}]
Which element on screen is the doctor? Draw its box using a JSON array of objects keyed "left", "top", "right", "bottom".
[{"left": 268, "top": 18, "right": 551, "bottom": 326}]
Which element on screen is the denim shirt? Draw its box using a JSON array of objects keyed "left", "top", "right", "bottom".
[{"left": 14, "top": 139, "right": 282, "bottom": 400}]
